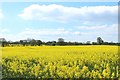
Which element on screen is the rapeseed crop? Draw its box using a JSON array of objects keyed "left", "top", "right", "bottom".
[{"left": 2, "top": 46, "right": 119, "bottom": 79}]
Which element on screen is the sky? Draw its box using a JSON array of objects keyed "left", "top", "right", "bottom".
[
  {"left": 0, "top": 2, "right": 118, "bottom": 42},
  {"left": 0, "top": 0, "right": 119, "bottom": 2}
]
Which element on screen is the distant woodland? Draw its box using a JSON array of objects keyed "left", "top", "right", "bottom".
[{"left": 0, "top": 37, "right": 120, "bottom": 47}]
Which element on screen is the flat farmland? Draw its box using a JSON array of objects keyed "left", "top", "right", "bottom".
[{"left": 2, "top": 46, "right": 119, "bottom": 78}]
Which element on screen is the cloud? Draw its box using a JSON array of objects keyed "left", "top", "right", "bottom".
[
  {"left": 15, "top": 24, "right": 118, "bottom": 42},
  {"left": 18, "top": 4, "right": 117, "bottom": 24},
  {"left": 16, "top": 28, "right": 83, "bottom": 42},
  {"left": 0, "top": 27, "right": 81, "bottom": 41},
  {"left": 77, "top": 24, "right": 118, "bottom": 32},
  {"left": 77, "top": 24, "right": 118, "bottom": 42},
  {"left": 18, "top": 28, "right": 81, "bottom": 40},
  {"left": 19, "top": 28, "right": 71, "bottom": 36},
  {"left": 73, "top": 31, "right": 81, "bottom": 36},
  {"left": 0, "top": 24, "right": 117, "bottom": 42},
  {"left": 0, "top": 23, "right": 117, "bottom": 42},
  {"left": 0, "top": 28, "right": 9, "bottom": 33},
  {"left": 77, "top": 24, "right": 117, "bottom": 34},
  {"left": 0, "top": 9, "right": 4, "bottom": 19},
  {"left": 77, "top": 25, "right": 107, "bottom": 30}
]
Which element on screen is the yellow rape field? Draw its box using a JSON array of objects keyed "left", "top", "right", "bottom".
[{"left": 1, "top": 45, "right": 119, "bottom": 79}]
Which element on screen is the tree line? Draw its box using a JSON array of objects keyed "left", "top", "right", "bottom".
[{"left": 0, "top": 37, "right": 120, "bottom": 47}]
